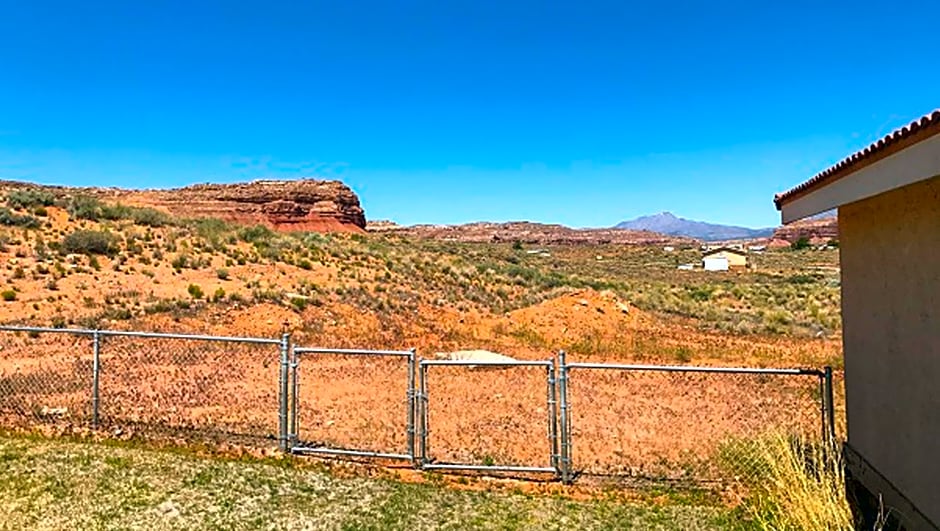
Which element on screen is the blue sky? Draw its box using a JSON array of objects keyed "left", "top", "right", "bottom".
[{"left": 1, "top": 1, "right": 938, "bottom": 228}]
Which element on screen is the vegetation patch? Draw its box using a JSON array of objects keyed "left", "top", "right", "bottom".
[
  {"left": 61, "top": 230, "right": 119, "bottom": 256},
  {"left": 0, "top": 434, "right": 736, "bottom": 530}
]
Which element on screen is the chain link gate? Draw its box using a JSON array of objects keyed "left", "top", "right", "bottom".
[
  {"left": 555, "top": 350, "right": 835, "bottom": 485},
  {"left": 289, "top": 347, "right": 417, "bottom": 462},
  {"left": 417, "top": 358, "right": 560, "bottom": 476}
]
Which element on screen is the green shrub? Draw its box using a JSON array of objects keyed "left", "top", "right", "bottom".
[
  {"left": 211, "top": 287, "right": 226, "bottom": 302},
  {"left": 6, "top": 189, "right": 55, "bottom": 209},
  {"left": 1, "top": 289, "right": 15, "bottom": 302},
  {"left": 187, "top": 284, "right": 204, "bottom": 299},
  {"left": 66, "top": 196, "right": 104, "bottom": 221},
  {"left": 289, "top": 296, "right": 309, "bottom": 312},
  {"left": 787, "top": 274, "right": 817, "bottom": 285},
  {"left": 790, "top": 237, "right": 811, "bottom": 250},
  {"left": 216, "top": 268, "right": 229, "bottom": 280},
  {"left": 128, "top": 207, "right": 172, "bottom": 227},
  {"left": 238, "top": 224, "right": 275, "bottom": 244},
  {"left": 0, "top": 208, "right": 40, "bottom": 229},
  {"left": 61, "top": 230, "right": 118, "bottom": 256},
  {"left": 171, "top": 254, "right": 191, "bottom": 270},
  {"left": 66, "top": 196, "right": 171, "bottom": 227}
]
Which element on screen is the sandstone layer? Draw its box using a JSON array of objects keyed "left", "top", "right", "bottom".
[
  {"left": 1, "top": 179, "right": 367, "bottom": 233},
  {"left": 771, "top": 216, "right": 839, "bottom": 244},
  {"left": 369, "top": 221, "right": 694, "bottom": 246}
]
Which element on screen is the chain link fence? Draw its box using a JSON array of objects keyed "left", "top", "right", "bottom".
[
  {"left": 95, "top": 331, "right": 284, "bottom": 447},
  {"left": 0, "top": 326, "right": 287, "bottom": 450},
  {"left": 0, "top": 325, "right": 836, "bottom": 489},
  {"left": 290, "top": 348, "right": 416, "bottom": 461},
  {"left": 417, "top": 359, "right": 558, "bottom": 475},
  {"left": 557, "top": 352, "right": 834, "bottom": 488},
  {"left": 0, "top": 329, "right": 95, "bottom": 431}
]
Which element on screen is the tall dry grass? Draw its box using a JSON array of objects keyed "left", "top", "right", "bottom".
[{"left": 735, "top": 433, "right": 854, "bottom": 530}]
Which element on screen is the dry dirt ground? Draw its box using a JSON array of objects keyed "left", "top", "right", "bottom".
[
  {"left": 0, "top": 290, "right": 839, "bottom": 486},
  {"left": 0, "top": 200, "right": 844, "bottom": 490}
]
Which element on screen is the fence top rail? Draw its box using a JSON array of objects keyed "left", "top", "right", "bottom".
[
  {"left": 294, "top": 347, "right": 414, "bottom": 357},
  {"left": 564, "top": 362, "right": 823, "bottom": 376},
  {"left": 0, "top": 325, "right": 281, "bottom": 345},
  {"left": 421, "top": 359, "right": 552, "bottom": 368},
  {"left": 0, "top": 325, "right": 94, "bottom": 336}
]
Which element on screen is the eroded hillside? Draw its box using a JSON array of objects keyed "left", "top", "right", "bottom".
[{"left": 0, "top": 186, "right": 842, "bottom": 368}]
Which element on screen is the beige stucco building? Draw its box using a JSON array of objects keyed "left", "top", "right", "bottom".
[
  {"left": 701, "top": 247, "right": 747, "bottom": 271},
  {"left": 775, "top": 110, "right": 940, "bottom": 530}
]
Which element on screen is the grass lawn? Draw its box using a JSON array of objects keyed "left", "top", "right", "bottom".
[{"left": 0, "top": 434, "right": 745, "bottom": 530}]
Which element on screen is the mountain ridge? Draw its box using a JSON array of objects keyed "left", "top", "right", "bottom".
[{"left": 615, "top": 212, "right": 774, "bottom": 241}]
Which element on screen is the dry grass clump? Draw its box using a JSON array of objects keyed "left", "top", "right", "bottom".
[{"left": 724, "top": 433, "right": 853, "bottom": 530}]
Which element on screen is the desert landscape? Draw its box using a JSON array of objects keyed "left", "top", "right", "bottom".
[{"left": 0, "top": 179, "right": 844, "bottom": 494}]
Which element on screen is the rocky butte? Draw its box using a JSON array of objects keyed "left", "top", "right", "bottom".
[{"left": 0, "top": 179, "right": 367, "bottom": 233}]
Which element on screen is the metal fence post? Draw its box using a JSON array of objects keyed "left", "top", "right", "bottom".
[
  {"left": 547, "top": 361, "right": 559, "bottom": 474},
  {"left": 418, "top": 362, "right": 428, "bottom": 467},
  {"left": 92, "top": 330, "right": 100, "bottom": 430},
  {"left": 823, "top": 365, "right": 835, "bottom": 443},
  {"left": 407, "top": 348, "right": 417, "bottom": 463},
  {"left": 289, "top": 343, "right": 299, "bottom": 447},
  {"left": 279, "top": 332, "right": 290, "bottom": 453},
  {"left": 557, "top": 350, "right": 572, "bottom": 484}
]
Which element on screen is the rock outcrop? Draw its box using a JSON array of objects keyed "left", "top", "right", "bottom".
[
  {"left": 369, "top": 221, "right": 693, "bottom": 246},
  {"left": 771, "top": 216, "right": 838, "bottom": 244},
  {"left": 1, "top": 179, "right": 367, "bottom": 233}
]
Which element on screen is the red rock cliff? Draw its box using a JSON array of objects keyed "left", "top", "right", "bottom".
[{"left": 3, "top": 179, "right": 367, "bottom": 233}]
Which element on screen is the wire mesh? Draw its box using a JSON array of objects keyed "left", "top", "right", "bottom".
[
  {"left": 293, "top": 352, "right": 412, "bottom": 457},
  {"left": 96, "top": 333, "right": 281, "bottom": 447},
  {"left": 0, "top": 330, "right": 94, "bottom": 431},
  {"left": 564, "top": 367, "right": 823, "bottom": 486},
  {"left": 422, "top": 363, "right": 555, "bottom": 470}
]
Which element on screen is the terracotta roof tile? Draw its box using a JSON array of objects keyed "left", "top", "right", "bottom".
[{"left": 775, "top": 109, "right": 940, "bottom": 209}]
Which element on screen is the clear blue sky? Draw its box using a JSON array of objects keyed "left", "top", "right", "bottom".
[{"left": 2, "top": 1, "right": 938, "bottom": 228}]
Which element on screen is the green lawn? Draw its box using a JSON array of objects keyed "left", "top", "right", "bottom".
[{"left": 0, "top": 435, "right": 744, "bottom": 530}]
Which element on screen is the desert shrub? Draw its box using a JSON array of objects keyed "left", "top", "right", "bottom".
[
  {"left": 32, "top": 206, "right": 48, "bottom": 217},
  {"left": 216, "top": 268, "right": 229, "bottom": 280},
  {"left": 787, "top": 274, "right": 817, "bottom": 285},
  {"left": 6, "top": 189, "right": 55, "bottom": 209},
  {"left": 189, "top": 218, "right": 233, "bottom": 248},
  {"left": 211, "top": 287, "right": 226, "bottom": 302},
  {"left": 66, "top": 196, "right": 104, "bottom": 221},
  {"left": 296, "top": 258, "right": 312, "bottom": 270},
  {"left": 0, "top": 208, "right": 40, "bottom": 229},
  {"left": 171, "top": 254, "right": 191, "bottom": 270},
  {"left": 128, "top": 206, "right": 171, "bottom": 227},
  {"left": 237, "top": 224, "right": 275, "bottom": 244},
  {"left": 1, "top": 289, "right": 16, "bottom": 301},
  {"left": 61, "top": 230, "right": 118, "bottom": 256},
  {"left": 187, "top": 284, "right": 204, "bottom": 299},
  {"left": 289, "top": 296, "right": 309, "bottom": 312},
  {"left": 227, "top": 292, "right": 246, "bottom": 303},
  {"left": 791, "top": 237, "right": 811, "bottom": 250},
  {"left": 66, "top": 196, "right": 171, "bottom": 227}
]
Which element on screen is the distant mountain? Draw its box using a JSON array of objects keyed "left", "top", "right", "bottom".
[{"left": 615, "top": 212, "right": 774, "bottom": 241}]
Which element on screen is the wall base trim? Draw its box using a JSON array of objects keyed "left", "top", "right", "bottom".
[{"left": 844, "top": 442, "right": 939, "bottom": 531}]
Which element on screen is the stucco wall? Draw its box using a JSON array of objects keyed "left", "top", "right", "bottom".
[{"left": 839, "top": 175, "right": 940, "bottom": 525}]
